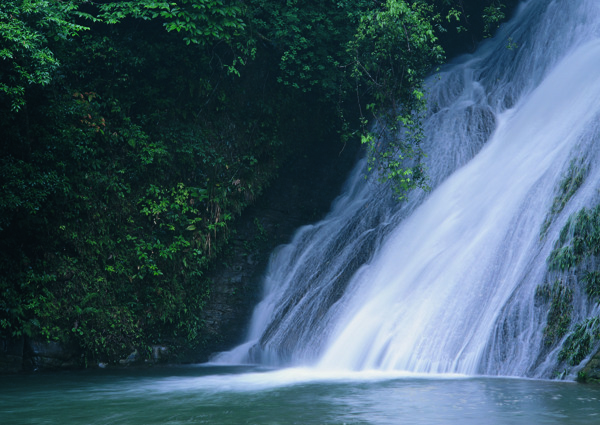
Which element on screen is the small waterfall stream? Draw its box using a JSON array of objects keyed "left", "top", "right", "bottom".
[{"left": 216, "top": 0, "right": 600, "bottom": 378}]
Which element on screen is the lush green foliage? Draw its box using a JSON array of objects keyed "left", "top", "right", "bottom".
[
  {"left": 245, "top": 0, "right": 444, "bottom": 197},
  {"left": 482, "top": 2, "right": 506, "bottom": 36},
  {"left": 0, "top": 0, "right": 88, "bottom": 111},
  {"left": 0, "top": 0, "right": 286, "bottom": 363},
  {"left": 351, "top": 0, "right": 443, "bottom": 196},
  {"left": 246, "top": 0, "right": 369, "bottom": 92}
]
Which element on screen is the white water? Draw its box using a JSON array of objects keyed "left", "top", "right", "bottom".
[{"left": 217, "top": 0, "right": 600, "bottom": 378}]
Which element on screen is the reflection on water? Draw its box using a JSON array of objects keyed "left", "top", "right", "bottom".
[{"left": 1, "top": 366, "right": 600, "bottom": 424}]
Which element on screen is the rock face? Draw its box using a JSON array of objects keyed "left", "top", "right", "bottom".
[
  {"left": 23, "top": 339, "right": 82, "bottom": 371},
  {"left": 195, "top": 140, "right": 360, "bottom": 362},
  {"left": 1, "top": 338, "right": 83, "bottom": 373}
]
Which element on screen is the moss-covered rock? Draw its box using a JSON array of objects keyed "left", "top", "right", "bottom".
[{"left": 576, "top": 349, "right": 600, "bottom": 383}]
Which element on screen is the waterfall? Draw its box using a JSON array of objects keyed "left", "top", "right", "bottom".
[{"left": 216, "top": 0, "right": 600, "bottom": 378}]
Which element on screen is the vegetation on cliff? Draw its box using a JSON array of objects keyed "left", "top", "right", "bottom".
[{"left": 536, "top": 157, "right": 600, "bottom": 379}]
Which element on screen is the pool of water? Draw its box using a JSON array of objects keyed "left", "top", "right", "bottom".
[{"left": 2, "top": 366, "right": 600, "bottom": 424}]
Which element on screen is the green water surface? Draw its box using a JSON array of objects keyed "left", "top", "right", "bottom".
[{"left": 1, "top": 366, "right": 599, "bottom": 424}]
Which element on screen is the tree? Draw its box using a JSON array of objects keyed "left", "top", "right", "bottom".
[
  {"left": 349, "top": 0, "right": 444, "bottom": 197},
  {"left": 0, "top": 0, "right": 87, "bottom": 111}
]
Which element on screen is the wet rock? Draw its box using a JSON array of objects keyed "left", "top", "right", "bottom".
[
  {"left": 197, "top": 134, "right": 360, "bottom": 361},
  {"left": 151, "top": 345, "right": 169, "bottom": 363},
  {"left": 119, "top": 349, "right": 139, "bottom": 365},
  {"left": 578, "top": 351, "right": 600, "bottom": 383},
  {"left": 24, "top": 339, "right": 81, "bottom": 371}
]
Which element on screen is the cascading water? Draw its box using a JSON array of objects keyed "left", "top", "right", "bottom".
[{"left": 216, "top": 0, "right": 600, "bottom": 378}]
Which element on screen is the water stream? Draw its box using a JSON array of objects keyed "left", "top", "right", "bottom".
[{"left": 217, "top": 0, "right": 600, "bottom": 379}]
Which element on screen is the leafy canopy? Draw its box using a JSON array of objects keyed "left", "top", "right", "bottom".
[{"left": 0, "top": 0, "right": 88, "bottom": 111}]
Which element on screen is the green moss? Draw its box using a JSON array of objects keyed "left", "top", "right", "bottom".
[
  {"left": 584, "top": 271, "right": 600, "bottom": 301},
  {"left": 538, "top": 164, "right": 600, "bottom": 374},
  {"left": 536, "top": 280, "right": 573, "bottom": 346},
  {"left": 547, "top": 246, "right": 578, "bottom": 272},
  {"left": 541, "top": 203, "right": 600, "bottom": 374},
  {"left": 559, "top": 317, "right": 600, "bottom": 366},
  {"left": 540, "top": 158, "right": 588, "bottom": 239},
  {"left": 547, "top": 205, "right": 600, "bottom": 272}
]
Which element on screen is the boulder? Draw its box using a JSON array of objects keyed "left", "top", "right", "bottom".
[
  {"left": 24, "top": 339, "right": 81, "bottom": 371},
  {"left": 578, "top": 350, "right": 600, "bottom": 383}
]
